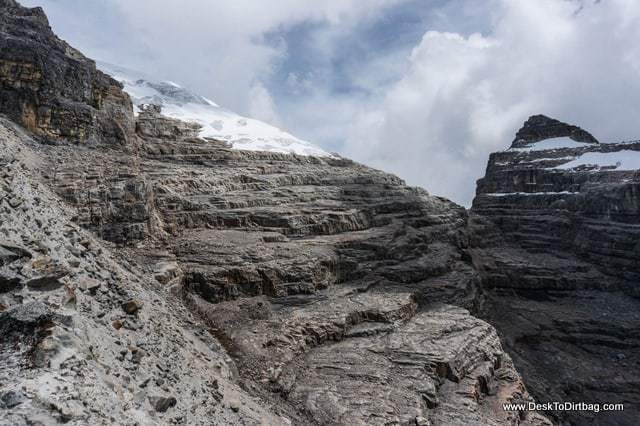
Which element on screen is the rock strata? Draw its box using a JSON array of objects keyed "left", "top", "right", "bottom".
[
  {"left": 136, "top": 104, "right": 202, "bottom": 140},
  {"left": 0, "top": 0, "right": 134, "bottom": 145},
  {"left": 0, "top": 117, "right": 290, "bottom": 425},
  {"left": 470, "top": 115, "right": 640, "bottom": 425},
  {"left": 38, "top": 109, "right": 550, "bottom": 424},
  {"left": 0, "top": 2, "right": 557, "bottom": 425}
]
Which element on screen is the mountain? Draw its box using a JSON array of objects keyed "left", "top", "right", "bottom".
[
  {"left": 469, "top": 115, "right": 640, "bottom": 425},
  {"left": 98, "top": 62, "right": 332, "bottom": 157},
  {"left": 0, "top": 2, "right": 550, "bottom": 425},
  {"left": 1, "top": 1, "right": 639, "bottom": 425}
]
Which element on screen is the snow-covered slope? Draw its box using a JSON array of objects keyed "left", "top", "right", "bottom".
[
  {"left": 98, "top": 62, "right": 331, "bottom": 157},
  {"left": 554, "top": 150, "right": 640, "bottom": 171},
  {"left": 508, "top": 136, "right": 589, "bottom": 152}
]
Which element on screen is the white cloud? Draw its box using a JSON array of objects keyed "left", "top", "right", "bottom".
[
  {"left": 343, "top": 0, "right": 640, "bottom": 205},
  {"left": 22, "top": 0, "right": 404, "bottom": 118},
  {"left": 248, "top": 83, "right": 283, "bottom": 127}
]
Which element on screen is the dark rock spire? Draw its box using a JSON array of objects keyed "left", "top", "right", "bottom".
[{"left": 511, "top": 114, "right": 599, "bottom": 148}]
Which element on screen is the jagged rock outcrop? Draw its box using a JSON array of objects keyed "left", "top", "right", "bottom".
[
  {"left": 470, "top": 115, "right": 640, "bottom": 425},
  {"left": 0, "top": 2, "right": 551, "bottom": 425},
  {"left": 0, "top": 0, "right": 134, "bottom": 145},
  {"left": 473, "top": 116, "right": 640, "bottom": 289}
]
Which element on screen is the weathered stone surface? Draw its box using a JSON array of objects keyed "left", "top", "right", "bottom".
[
  {"left": 0, "top": 86, "right": 546, "bottom": 426},
  {"left": 153, "top": 260, "right": 182, "bottom": 285},
  {"left": 0, "top": 2, "right": 554, "bottom": 425},
  {"left": 0, "top": 390, "right": 24, "bottom": 409},
  {"left": 136, "top": 103, "right": 202, "bottom": 140},
  {"left": 37, "top": 109, "right": 548, "bottom": 423},
  {"left": 77, "top": 277, "right": 100, "bottom": 292},
  {"left": 0, "top": 0, "right": 134, "bottom": 145},
  {"left": 148, "top": 395, "right": 177, "bottom": 413},
  {"left": 0, "top": 117, "right": 289, "bottom": 426},
  {"left": 0, "top": 242, "right": 30, "bottom": 266},
  {"left": 474, "top": 117, "right": 640, "bottom": 288},
  {"left": 470, "top": 115, "right": 640, "bottom": 425},
  {"left": 121, "top": 298, "right": 143, "bottom": 314},
  {"left": 0, "top": 301, "right": 54, "bottom": 337}
]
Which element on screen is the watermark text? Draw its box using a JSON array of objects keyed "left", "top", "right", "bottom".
[{"left": 503, "top": 401, "right": 624, "bottom": 413}]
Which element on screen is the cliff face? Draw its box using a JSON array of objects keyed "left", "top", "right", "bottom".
[
  {"left": 33, "top": 89, "right": 550, "bottom": 426},
  {"left": 0, "top": 2, "right": 550, "bottom": 426},
  {"left": 470, "top": 115, "right": 640, "bottom": 425},
  {"left": 0, "top": 0, "right": 134, "bottom": 145}
]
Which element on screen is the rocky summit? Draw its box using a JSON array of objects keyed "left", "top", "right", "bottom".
[
  {"left": 0, "top": 2, "right": 636, "bottom": 426},
  {"left": 510, "top": 115, "right": 600, "bottom": 148}
]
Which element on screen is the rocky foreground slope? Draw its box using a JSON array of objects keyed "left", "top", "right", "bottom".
[
  {"left": 470, "top": 115, "right": 640, "bottom": 425},
  {"left": 0, "top": 1, "right": 550, "bottom": 425}
]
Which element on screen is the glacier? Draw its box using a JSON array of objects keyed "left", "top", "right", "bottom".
[{"left": 98, "top": 62, "right": 332, "bottom": 157}]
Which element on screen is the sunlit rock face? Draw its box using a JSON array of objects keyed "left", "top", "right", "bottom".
[
  {"left": 0, "top": 0, "right": 134, "bottom": 145},
  {"left": 470, "top": 115, "right": 640, "bottom": 425}
]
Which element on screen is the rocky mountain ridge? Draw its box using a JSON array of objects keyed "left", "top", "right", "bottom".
[
  {"left": 470, "top": 115, "right": 640, "bottom": 425},
  {"left": 510, "top": 115, "right": 600, "bottom": 148}
]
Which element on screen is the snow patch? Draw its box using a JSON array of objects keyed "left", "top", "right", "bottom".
[
  {"left": 485, "top": 191, "right": 580, "bottom": 196},
  {"left": 509, "top": 137, "right": 589, "bottom": 152},
  {"left": 530, "top": 156, "right": 576, "bottom": 163},
  {"left": 554, "top": 150, "right": 640, "bottom": 171}
]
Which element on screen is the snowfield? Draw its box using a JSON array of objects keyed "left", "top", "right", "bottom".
[{"left": 99, "top": 62, "right": 331, "bottom": 157}]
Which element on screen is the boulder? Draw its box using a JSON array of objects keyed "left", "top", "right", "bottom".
[{"left": 148, "top": 396, "right": 177, "bottom": 413}]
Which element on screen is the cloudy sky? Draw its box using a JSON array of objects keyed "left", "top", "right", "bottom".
[{"left": 21, "top": 0, "right": 640, "bottom": 205}]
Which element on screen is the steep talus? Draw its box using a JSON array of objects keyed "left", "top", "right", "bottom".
[
  {"left": 470, "top": 115, "right": 640, "bottom": 425},
  {"left": 0, "top": 119, "right": 287, "bottom": 426}
]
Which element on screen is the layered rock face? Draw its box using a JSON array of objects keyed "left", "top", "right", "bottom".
[
  {"left": 0, "top": 119, "right": 289, "bottom": 426},
  {"left": 0, "top": 0, "right": 134, "bottom": 145},
  {"left": 40, "top": 112, "right": 551, "bottom": 425},
  {"left": 470, "top": 115, "right": 640, "bottom": 425},
  {"left": 0, "top": 2, "right": 551, "bottom": 425}
]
